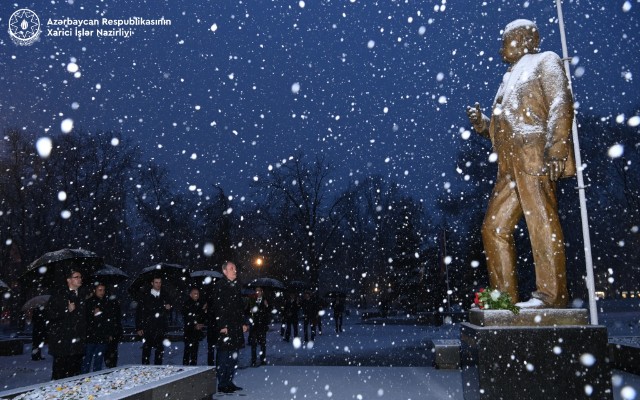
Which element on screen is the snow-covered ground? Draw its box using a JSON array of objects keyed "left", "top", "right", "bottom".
[{"left": 0, "top": 311, "right": 639, "bottom": 399}]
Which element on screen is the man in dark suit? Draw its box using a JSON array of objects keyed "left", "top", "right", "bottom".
[
  {"left": 467, "top": 19, "right": 575, "bottom": 308},
  {"left": 46, "top": 268, "right": 87, "bottom": 380},
  {"left": 211, "top": 262, "right": 248, "bottom": 393},
  {"left": 135, "top": 276, "right": 172, "bottom": 365}
]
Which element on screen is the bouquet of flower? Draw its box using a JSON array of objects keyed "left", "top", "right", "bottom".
[{"left": 473, "top": 287, "right": 520, "bottom": 314}]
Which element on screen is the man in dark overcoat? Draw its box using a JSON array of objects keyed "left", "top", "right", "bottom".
[
  {"left": 135, "top": 276, "right": 172, "bottom": 365},
  {"left": 82, "top": 283, "right": 115, "bottom": 373},
  {"left": 46, "top": 268, "right": 87, "bottom": 380},
  {"left": 182, "top": 287, "right": 206, "bottom": 365},
  {"left": 247, "top": 286, "right": 271, "bottom": 367},
  {"left": 211, "top": 262, "right": 248, "bottom": 393}
]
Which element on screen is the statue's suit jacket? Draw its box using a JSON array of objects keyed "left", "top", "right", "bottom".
[{"left": 475, "top": 51, "right": 576, "bottom": 178}]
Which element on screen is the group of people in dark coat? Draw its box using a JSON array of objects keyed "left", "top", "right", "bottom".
[
  {"left": 130, "top": 261, "right": 258, "bottom": 394},
  {"left": 43, "top": 261, "right": 343, "bottom": 396},
  {"left": 282, "top": 290, "right": 326, "bottom": 343},
  {"left": 45, "top": 268, "right": 122, "bottom": 380}
]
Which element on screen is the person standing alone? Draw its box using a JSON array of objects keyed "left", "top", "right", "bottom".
[
  {"left": 248, "top": 286, "right": 271, "bottom": 367},
  {"left": 82, "top": 283, "right": 115, "bottom": 373},
  {"left": 135, "top": 276, "right": 172, "bottom": 365},
  {"left": 182, "top": 287, "right": 206, "bottom": 365},
  {"left": 212, "top": 262, "right": 248, "bottom": 393},
  {"left": 46, "top": 268, "right": 87, "bottom": 380}
]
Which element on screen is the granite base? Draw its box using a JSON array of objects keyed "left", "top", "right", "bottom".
[{"left": 460, "top": 321, "right": 612, "bottom": 400}]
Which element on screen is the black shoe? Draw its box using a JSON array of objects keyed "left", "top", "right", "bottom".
[
  {"left": 251, "top": 362, "right": 258, "bottom": 368},
  {"left": 230, "top": 384, "right": 243, "bottom": 391},
  {"left": 218, "top": 385, "right": 234, "bottom": 394}
]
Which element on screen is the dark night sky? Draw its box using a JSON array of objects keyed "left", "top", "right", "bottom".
[{"left": 1, "top": 0, "right": 639, "bottom": 204}]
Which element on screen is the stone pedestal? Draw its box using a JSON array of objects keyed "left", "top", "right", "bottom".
[{"left": 461, "top": 309, "right": 612, "bottom": 400}]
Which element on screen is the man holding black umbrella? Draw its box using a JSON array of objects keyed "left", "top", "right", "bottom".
[
  {"left": 135, "top": 276, "right": 172, "bottom": 365},
  {"left": 46, "top": 268, "right": 87, "bottom": 380}
]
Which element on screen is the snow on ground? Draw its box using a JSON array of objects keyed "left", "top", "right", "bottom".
[{"left": 0, "top": 311, "right": 639, "bottom": 399}]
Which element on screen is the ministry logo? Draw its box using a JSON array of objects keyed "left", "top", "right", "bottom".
[{"left": 8, "top": 9, "right": 41, "bottom": 46}]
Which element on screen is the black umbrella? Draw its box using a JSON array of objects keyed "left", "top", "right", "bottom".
[
  {"left": 190, "top": 270, "right": 223, "bottom": 293},
  {"left": 19, "top": 248, "right": 104, "bottom": 290},
  {"left": 128, "top": 263, "right": 191, "bottom": 299},
  {"left": 21, "top": 295, "right": 51, "bottom": 311},
  {"left": 191, "top": 269, "right": 223, "bottom": 283},
  {"left": 89, "top": 264, "right": 129, "bottom": 286},
  {"left": 246, "top": 277, "right": 286, "bottom": 290}
]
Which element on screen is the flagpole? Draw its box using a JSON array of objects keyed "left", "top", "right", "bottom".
[
  {"left": 555, "top": 0, "right": 598, "bottom": 325},
  {"left": 443, "top": 227, "right": 451, "bottom": 313}
]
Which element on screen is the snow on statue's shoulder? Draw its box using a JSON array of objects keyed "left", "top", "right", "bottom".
[{"left": 511, "top": 51, "right": 564, "bottom": 88}]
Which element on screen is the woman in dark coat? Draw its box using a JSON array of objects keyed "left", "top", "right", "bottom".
[
  {"left": 182, "top": 287, "right": 206, "bottom": 365},
  {"left": 247, "top": 287, "right": 271, "bottom": 367}
]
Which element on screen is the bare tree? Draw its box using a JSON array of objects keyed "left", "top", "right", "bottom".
[{"left": 254, "top": 153, "right": 347, "bottom": 290}]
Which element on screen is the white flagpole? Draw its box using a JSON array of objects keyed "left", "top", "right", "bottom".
[{"left": 555, "top": 0, "right": 598, "bottom": 325}]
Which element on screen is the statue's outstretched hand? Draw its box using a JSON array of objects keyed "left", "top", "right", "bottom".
[
  {"left": 466, "top": 102, "right": 483, "bottom": 127},
  {"left": 547, "top": 159, "right": 566, "bottom": 181}
]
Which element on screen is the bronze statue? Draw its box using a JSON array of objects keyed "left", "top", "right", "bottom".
[{"left": 466, "top": 19, "right": 575, "bottom": 308}]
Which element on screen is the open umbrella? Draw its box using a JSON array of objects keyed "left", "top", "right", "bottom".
[
  {"left": 128, "top": 263, "right": 191, "bottom": 299},
  {"left": 19, "top": 248, "right": 104, "bottom": 289},
  {"left": 21, "top": 295, "right": 51, "bottom": 312},
  {"left": 246, "top": 277, "right": 286, "bottom": 290},
  {"left": 89, "top": 264, "right": 129, "bottom": 286},
  {"left": 190, "top": 270, "right": 223, "bottom": 289}
]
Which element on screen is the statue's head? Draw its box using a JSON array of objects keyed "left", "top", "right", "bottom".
[{"left": 500, "top": 19, "right": 540, "bottom": 64}]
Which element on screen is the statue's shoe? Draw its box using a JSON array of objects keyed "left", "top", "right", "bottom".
[{"left": 515, "top": 298, "right": 545, "bottom": 309}]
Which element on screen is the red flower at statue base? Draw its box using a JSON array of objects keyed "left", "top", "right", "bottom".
[{"left": 473, "top": 287, "right": 520, "bottom": 315}]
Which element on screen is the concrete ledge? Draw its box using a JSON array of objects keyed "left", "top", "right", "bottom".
[
  {"left": 0, "top": 339, "right": 23, "bottom": 356},
  {"left": 469, "top": 308, "right": 588, "bottom": 327},
  {"left": 430, "top": 339, "right": 460, "bottom": 369},
  {"left": 0, "top": 365, "right": 215, "bottom": 399}
]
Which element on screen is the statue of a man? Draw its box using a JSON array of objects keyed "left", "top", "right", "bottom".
[{"left": 466, "top": 19, "right": 575, "bottom": 308}]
